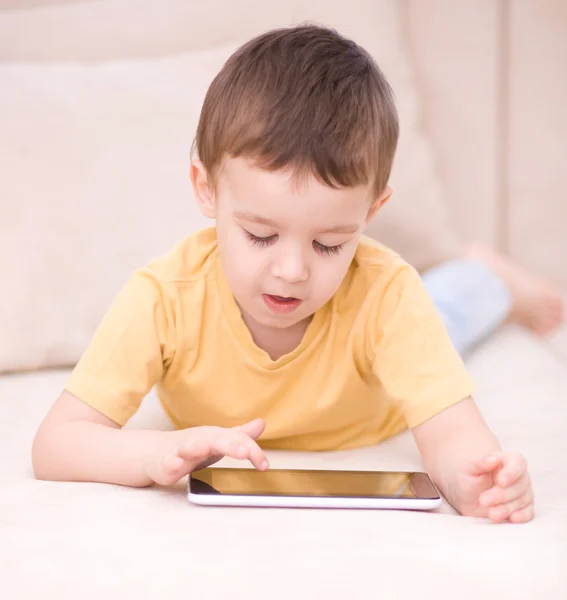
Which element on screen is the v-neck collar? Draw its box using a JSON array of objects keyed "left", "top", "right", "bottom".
[{"left": 214, "top": 256, "right": 330, "bottom": 370}]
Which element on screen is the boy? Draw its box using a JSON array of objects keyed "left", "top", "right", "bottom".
[{"left": 32, "top": 25, "right": 534, "bottom": 524}]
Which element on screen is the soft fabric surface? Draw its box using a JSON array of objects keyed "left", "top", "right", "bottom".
[{"left": 2, "top": 325, "right": 566, "bottom": 598}]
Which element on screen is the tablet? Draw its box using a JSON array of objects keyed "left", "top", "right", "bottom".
[{"left": 188, "top": 467, "right": 442, "bottom": 510}]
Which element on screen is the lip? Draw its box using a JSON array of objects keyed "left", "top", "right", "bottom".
[{"left": 263, "top": 294, "right": 302, "bottom": 314}]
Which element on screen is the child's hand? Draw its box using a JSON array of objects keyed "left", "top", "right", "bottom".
[
  {"left": 455, "top": 452, "right": 534, "bottom": 523},
  {"left": 143, "top": 418, "right": 269, "bottom": 485}
]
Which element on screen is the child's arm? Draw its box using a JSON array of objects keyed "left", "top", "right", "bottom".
[
  {"left": 411, "top": 396, "right": 534, "bottom": 523},
  {"left": 32, "top": 391, "right": 269, "bottom": 487}
]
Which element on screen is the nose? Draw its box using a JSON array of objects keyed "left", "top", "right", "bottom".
[{"left": 271, "top": 247, "right": 309, "bottom": 283}]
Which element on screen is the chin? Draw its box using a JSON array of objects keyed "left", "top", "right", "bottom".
[{"left": 256, "top": 310, "right": 313, "bottom": 330}]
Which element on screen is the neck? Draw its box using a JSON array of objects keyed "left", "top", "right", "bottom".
[{"left": 242, "top": 314, "right": 313, "bottom": 360}]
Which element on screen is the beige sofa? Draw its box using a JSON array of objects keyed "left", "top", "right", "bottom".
[{"left": 1, "top": 1, "right": 566, "bottom": 597}]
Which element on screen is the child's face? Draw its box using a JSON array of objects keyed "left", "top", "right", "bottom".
[{"left": 192, "top": 157, "right": 389, "bottom": 332}]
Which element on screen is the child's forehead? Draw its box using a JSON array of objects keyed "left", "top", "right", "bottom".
[
  {"left": 219, "top": 156, "right": 372, "bottom": 204},
  {"left": 218, "top": 160, "right": 371, "bottom": 231}
]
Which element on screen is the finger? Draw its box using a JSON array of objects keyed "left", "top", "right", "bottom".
[
  {"left": 495, "top": 453, "right": 527, "bottom": 487},
  {"left": 177, "top": 439, "right": 211, "bottom": 466},
  {"left": 228, "top": 433, "right": 269, "bottom": 470},
  {"left": 194, "top": 453, "right": 224, "bottom": 472},
  {"left": 509, "top": 504, "right": 535, "bottom": 524},
  {"left": 212, "top": 432, "right": 269, "bottom": 470},
  {"left": 488, "top": 489, "right": 534, "bottom": 523},
  {"left": 468, "top": 453, "right": 505, "bottom": 476},
  {"left": 235, "top": 418, "right": 266, "bottom": 441},
  {"left": 479, "top": 474, "right": 530, "bottom": 507}
]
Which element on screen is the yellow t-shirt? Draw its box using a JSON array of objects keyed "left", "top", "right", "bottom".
[{"left": 65, "top": 227, "right": 474, "bottom": 451}]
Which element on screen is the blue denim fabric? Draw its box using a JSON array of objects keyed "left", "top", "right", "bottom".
[{"left": 422, "top": 259, "right": 512, "bottom": 356}]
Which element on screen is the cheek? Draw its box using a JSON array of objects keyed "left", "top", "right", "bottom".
[
  {"left": 217, "top": 219, "right": 243, "bottom": 258},
  {"left": 313, "top": 253, "right": 355, "bottom": 297},
  {"left": 219, "top": 226, "right": 264, "bottom": 286}
]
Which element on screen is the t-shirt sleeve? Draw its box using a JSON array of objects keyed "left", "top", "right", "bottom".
[
  {"left": 371, "top": 263, "right": 475, "bottom": 428},
  {"left": 65, "top": 268, "right": 175, "bottom": 426}
]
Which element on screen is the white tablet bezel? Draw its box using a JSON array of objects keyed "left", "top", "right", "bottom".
[{"left": 187, "top": 468, "right": 442, "bottom": 510}]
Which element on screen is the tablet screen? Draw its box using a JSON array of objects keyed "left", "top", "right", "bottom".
[{"left": 190, "top": 468, "right": 440, "bottom": 499}]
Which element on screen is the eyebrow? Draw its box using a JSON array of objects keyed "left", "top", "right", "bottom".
[{"left": 233, "top": 212, "right": 359, "bottom": 234}]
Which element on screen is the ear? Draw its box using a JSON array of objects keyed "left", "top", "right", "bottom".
[
  {"left": 366, "top": 186, "right": 392, "bottom": 224},
  {"left": 191, "top": 160, "right": 216, "bottom": 218}
]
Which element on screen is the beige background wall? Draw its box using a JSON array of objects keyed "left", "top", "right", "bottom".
[
  {"left": 404, "top": 0, "right": 566, "bottom": 284},
  {"left": 507, "top": 1, "right": 567, "bottom": 282},
  {"left": 403, "top": 0, "right": 502, "bottom": 248}
]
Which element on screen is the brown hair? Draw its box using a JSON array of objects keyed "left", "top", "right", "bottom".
[{"left": 194, "top": 24, "right": 399, "bottom": 197}]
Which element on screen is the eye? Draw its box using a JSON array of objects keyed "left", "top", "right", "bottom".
[
  {"left": 313, "top": 241, "right": 343, "bottom": 256},
  {"left": 244, "top": 229, "right": 278, "bottom": 247}
]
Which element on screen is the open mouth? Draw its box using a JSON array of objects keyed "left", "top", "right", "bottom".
[{"left": 263, "top": 294, "right": 302, "bottom": 314}]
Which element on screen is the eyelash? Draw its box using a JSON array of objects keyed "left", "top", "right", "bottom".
[
  {"left": 244, "top": 230, "right": 344, "bottom": 256},
  {"left": 244, "top": 230, "right": 277, "bottom": 247},
  {"left": 313, "top": 241, "right": 343, "bottom": 256}
]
